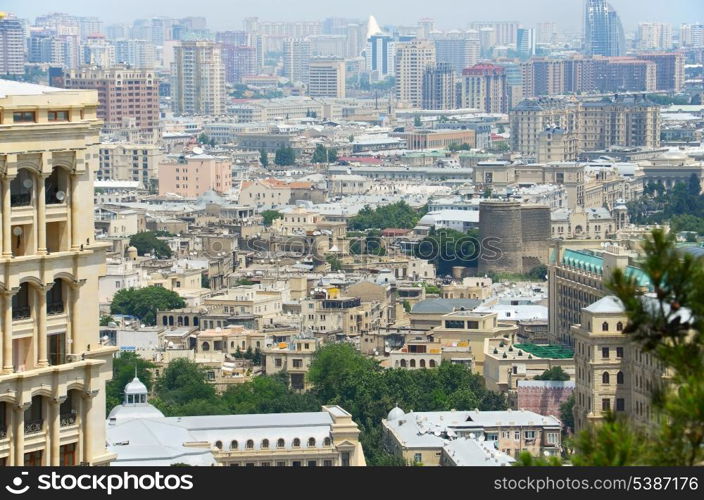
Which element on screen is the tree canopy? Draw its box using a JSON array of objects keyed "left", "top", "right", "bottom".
[
  {"left": 110, "top": 286, "right": 185, "bottom": 326},
  {"left": 274, "top": 147, "right": 296, "bottom": 166},
  {"left": 311, "top": 144, "right": 338, "bottom": 163},
  {"left": 348, "top": 201, "right": 423, "bottom": 231},
  {"left": 533, "top": 366, "right": 570, "bottom": 381},
  {"left": 261, "top": 209, "right": 283, "bottom": 226},
  {"left": 413, "top": 228, "right": 480, "bottom": 276},
  {"left": 129, "top": 231, "right": 172, "bottom": 258}
]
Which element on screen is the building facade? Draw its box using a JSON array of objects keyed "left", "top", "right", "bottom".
[
  {"left": 395, "top": 39, "right": 436, "bottom": 108},
  {"left": 0, "top": 80, "right": 116, "bottom": 466},
  {"left": 461, "top": 64, "right": 508, "bottom": 113},
  {"left": 172, "top": 41, "right": 225, "bottom": 115}
]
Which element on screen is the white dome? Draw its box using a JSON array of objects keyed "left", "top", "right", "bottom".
[
  {"left": 124, "top": 377, "right": 148, "bottom": 395},
  {"left": 387, "top": 406, "right": 405, "bottom": 421},
  {"left": 658, "top": 150, "right": 687, "bottom": 161}
]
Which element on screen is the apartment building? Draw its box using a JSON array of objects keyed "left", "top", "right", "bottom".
[
  {"left": 172, "top": 41, "right": 225, "bottom": 115},
  {"left": 383, "top": 407, "right": 561, "bottom": 464},
  {"left": 158, "top": 154, "right": 232, "bottom": 197},
  {"left": 97, "top": 143, "right": 161, "bottom": 188},
  {"left": 0, "top": 80, "right": 116, "bottom": 465},
  {"left": 282, "top": 39, "right": 311, "bottom": 85},
  {"left": 63, "top": 66, "right": 160, "bottom": 136},
  {"left": 0, "top": 14, "right": 24, "bottom": 76},
  {"left": 461, "top": 64, "right": 508, "bottom": 114},
  {"left": 572, "top": 296, "right": 667, "bottom": 433},
  {"left": 394, "top": 39, "right": 436, "bottom": 108},
  {"left": 262, "top": 336, "right": 319, "bottom": 391},
  {"left": 421, "top": 62, "right": 455, "bottom": 110},
  {"left": 308, "top": 58, "right": 345, "bottom": 98}
]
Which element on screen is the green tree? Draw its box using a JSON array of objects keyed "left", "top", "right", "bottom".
[
  {"left": 527, "top": 264, "right": 548, "bottom": 281},
  {"left": 559, "top": 393, "right": 575, "bottom": 433},
  {"left": 197, "top": 133, "right": 209, "bottom": 144},
  {"left": 513, "top": 450, "right": 562, "bottom": 466},
  {"left": 259, "top": 149, "right": 269, "bottom": 167},
  {"left": 261, "top": 209, "right": 283, "bottom": 226},
  {"left": 570, "top": 413, "right": 651, "bottom": 466},
  {"left": 326, "top": 254, "right": 343, "bottom": 271},
  {"left": 100, "top": 315, "right": 114, "bottom": 326},
  {"left": 154, "top": 358, "right": 222, "bottom": 414},
  {"left": 328, "top": 148, "right": 338, "bottom": 163},
  {"left": 106, "top": 352, "right": 155, "bottom": 412},
  {"left": 534, "top": 366, "right": 570, "bottom": 381},
  {"left": 129, "top": 231, "right": 172, "bottom": 258},
  {"left": 348, "top": 201, "right": 422, "bottom": 230},
  {"left": 497, "top": 124, "right": 506, "bottom": 134},
  {"left": 110, "top": 286, "right": 185, "bottom": 325},
  {"left": 312, "top": 144, "right": 329, "bottom": 163},
  {"left": 414, "top": 228, "right": 480, "bottom": 276},
  {"left": 274, "top": 147, "right": 296, "bottom": 166}
]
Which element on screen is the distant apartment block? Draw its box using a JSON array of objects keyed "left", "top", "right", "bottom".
[{"left": 158, "top": 154, "right": 232, "bottom": 197}]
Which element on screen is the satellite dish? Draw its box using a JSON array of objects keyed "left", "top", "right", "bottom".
[{"left": 192, "top": 146, "right": 204, "bottom": 155}]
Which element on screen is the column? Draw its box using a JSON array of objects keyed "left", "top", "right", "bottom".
[
  {"left": 37, "top": 285, "right": 48, "bottom": 368},
  {"left": 2, "top": 177, "right": 12, "bottom": 257},
  {"left": 6, "top": 405, "right": 14, "bottom": 465},
  {"left": 36, "top": 173, "right": 47, "bottom": 255},
  {"left": 69, "top": 284, "right": 80, "bottom": 355},
  {"left": 13, "top": 403, "right": 26, "bottom": 466},
  {"left": 81, "top": 391, "right": 96, "bottom": 465},
  {"left": 70, "top": 174, "right": 80, "bottom": 250},
  {"left": 2, "top": 290, "right": 15, "bottom": 374},
  {"left": 49, "top": 396, "right": 64, "bottom": 466}
]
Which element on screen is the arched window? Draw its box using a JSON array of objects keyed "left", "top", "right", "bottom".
[
  {"left": 193, "top": 317, "right": 199, "bottom": 326},
  {"left": 429, "top": 360, "right": 436, "bottom": 368},
  {"left": 617, "top": 371, "right": 624, "bottom": 384},
  {"left": 324, "top": 437, "right": 331, "bottom": 446},
  {"left": 246, "top": 439, "right": 254, "bottom": 449},
  {"left": 308, "top": 437, "right": 316, "bottom": 447},
  {"left": 400, "top": 359, "right": 407, "bottom": 368},
  {"left": 602, "top": 322, "right": 609, "bottom": 332},
  {"left": 602, "top": 372, "right": 610, "bottom": 384},
  {"left": 420, "top": 359, "right": 426, "bottom": 368},
  {"left": 162, "top": 316, "right": 168, "bottom": 326},
  {"left": 215, "top": 440, "right": 222, "bottom": 449},
  {"left": 230, "top": 440, "right": 238, "bottom": 450},
  {"left": 261, "top": 439, "right": 269, "bottom": 449},
  {"left": 10, "top": 169, "right": 34, "bottom": 207},
  {"left": 202, "top": 342, "right": 210, "bottom": 351},
  {"left": 293, "top": 438, "right": 301, "bottom": 448},
  {"left": 45, "top": 167, "right": 68, "bottom": 205},
  {"left": 168, "top": 316, "right": 174, "bottom": 326},
  {"left": 184, "top": 316, "right": 190, "bottom": 326},
  {"left": 410, "top": 359, "right": 416, "bottom": 368},
  {"left": 616, "top": 322, "right": 623, "bottom": 331},
  {"left": 277, "top": 438, "right": 285, "bottom": 448}
]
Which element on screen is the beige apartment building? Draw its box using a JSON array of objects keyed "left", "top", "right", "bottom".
[
  {"left": 263, "top": 336, "right": 319, "bottom": 391},
  {"left": 308, "top": 58, "right": 346, "bottom": 98},
  {"left": 172, "top": 41, "right": 225, "bottom": 116},
  {"left": 97, "top": 143, "right": 162, "bottom": 188},
  {"left": 0, "top": 80, "right": 116, "bottom": 466},
  {"left": 394, "top": 39, "right": 436, "bottom": 108},
  {"left": 461, "top": 63, "right": 508, "bottom": 113},
  {"left": 572, "top": 296, "right": 667, "bottom": 433},
  {"left": 158, "top": 154, "right": 232, "bottom": 197}
]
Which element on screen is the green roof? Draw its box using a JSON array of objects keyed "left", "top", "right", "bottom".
[
  {"left": 561, "top": 249, "right": 651, "bottom": 289},
  {"left": 514, "top": 343, "right": 574, "bottom": 359}
]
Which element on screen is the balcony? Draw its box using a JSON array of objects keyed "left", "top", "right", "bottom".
[
  {"left": 24, "top": 420, "right": 43, "bottom": 435},
  {"left": 12, "top": 306, "right": 31, "bottom": 321},
  {"left": 47, "top": 301, "right": 65, "bottom": 315},
  {"left": 60, "top": 413, "right": 77, "bottom": 427}
]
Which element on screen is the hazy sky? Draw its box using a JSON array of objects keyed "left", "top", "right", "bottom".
[{"left": 4, "top": 0, "right": 703, "bottom": 32}]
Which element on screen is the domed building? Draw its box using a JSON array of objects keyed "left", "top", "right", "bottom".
[
  {"left": 106, "top": 377, "right": 366, "bottom": 466},
  {"left": 639, "top": 149, "right": 703, "bottom": 190}
]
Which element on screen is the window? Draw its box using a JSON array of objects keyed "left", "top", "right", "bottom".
[
  {"left": 293, "top": 438, "right": 300, "bottom": 448},
  {"left": 616, "top": 322, "right": 624, "bottom": 331},
  {"left": 323, "top": 460, "right": 333, "bottom": 467},
  {"left": 292, "top": 359, "right": 303, "bottom": 368},
  {"left": 308, "top": 437, "right": 316, "bottom": 447},
  {"left": 444, "top": 320, "right": 465, "bottom": 329},
  {"left": 485, "top": 432, "right": 498, "bottom": 441},
  {"left": 514, "top": 431, "right": 520, "bottom": 440},
  {"left": 602, "top": 322, "right": 609, "bottom": 331},
  {"left": 215, "top": 441, "right": 222, "bottom": 449},
  {"left": 275, "top": 358, "right": 282, "bottom": 368},
  {"left": 546, "top": 432, "right": 559, "bottom": 445},
  {"left": 292, "top": 461, "right": 301, "bottom": 467},
  {"left": 616, "top": 347, "right": 624, "bottom": 358},
  {"left": 277, "top": 438, "right": 285, "bottom": 448},
  {"left": 617, "top": 371, "right": 624, "bottom": 384},
  {"left": 413, "top": 453, "right": 422, "bottom": 464},
  {"left": 602, "top": 372, "right": 610, "bottom": 384},
  {"left": 466, "top": 320, "right": 479, "bottom": 329},
  {"left": 324, "top": 437, "right": 331, "bottom": 446},
  {"left": 307, "top": 461, "right": 317, "bottom": 467},
  {"left": 230, "top": 440, "right": 238, "bottom": 450},
  {"left": 602, "top": 398, "right": 611, "bottom": 411},
  {"left": 246, "top": 439, "right": 254, "bottom": 449},
  {"left": 524, "top": 430, "right": 535, "bottom": 440},
  {"left": 13, "top": 111, "right": 36, "bottom": 123},
  {"left": 48, "top": 110, "right": 69, "bottom": 121},
  {"left": 616, "top": 398, "right": 625, "bottom": 411},
  {"left": 602, "top": 347, "right": 610, "bottom": 358},
  {"left": 276, "top": 461, "right": 286, "bottom": 467},
  {"left": 261, "top": 439, "right": 269, "bottom": 449}
]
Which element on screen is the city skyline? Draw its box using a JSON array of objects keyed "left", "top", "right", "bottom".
[{"left": 4, "top": 0, "right": 702, "bottom": 32}]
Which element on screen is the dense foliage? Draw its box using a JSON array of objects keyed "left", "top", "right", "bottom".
[
  {"left": 110, "top": 286, "right": 185, "bottom": 326},
  {"left": 413, "top": 228, "right": 480, "bottom": 276},
  {"left": 533, "top": 366, "right": 570, "bottom": 381},
  {"left": 627, "top": 175, "right": 703, "bottom": 230},
  {"left": 261, "top": 209, "right": 283, "bottom": 226},
  {"left": 348, "top": 201, "right": 424, "bottom": 231},
  {"left": 105, "top": 352, "right": 156, "bottom": 412},
  {"left": 311, "top": 144, "right": 338, "bottom": 163},
  {"left": 274, "top": 147, "right": 296, "bottom": 166},
  {"left": 129, "top": 231, "right": 173, "bottom": 258}
]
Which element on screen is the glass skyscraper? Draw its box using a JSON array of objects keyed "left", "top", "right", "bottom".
[{"left": 583, "top": 0, "right": 625, "bottom": 57}]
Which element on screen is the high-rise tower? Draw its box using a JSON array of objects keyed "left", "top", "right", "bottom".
[{"left": 583, "top": 0, "right": 625, "bottom": 57}]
